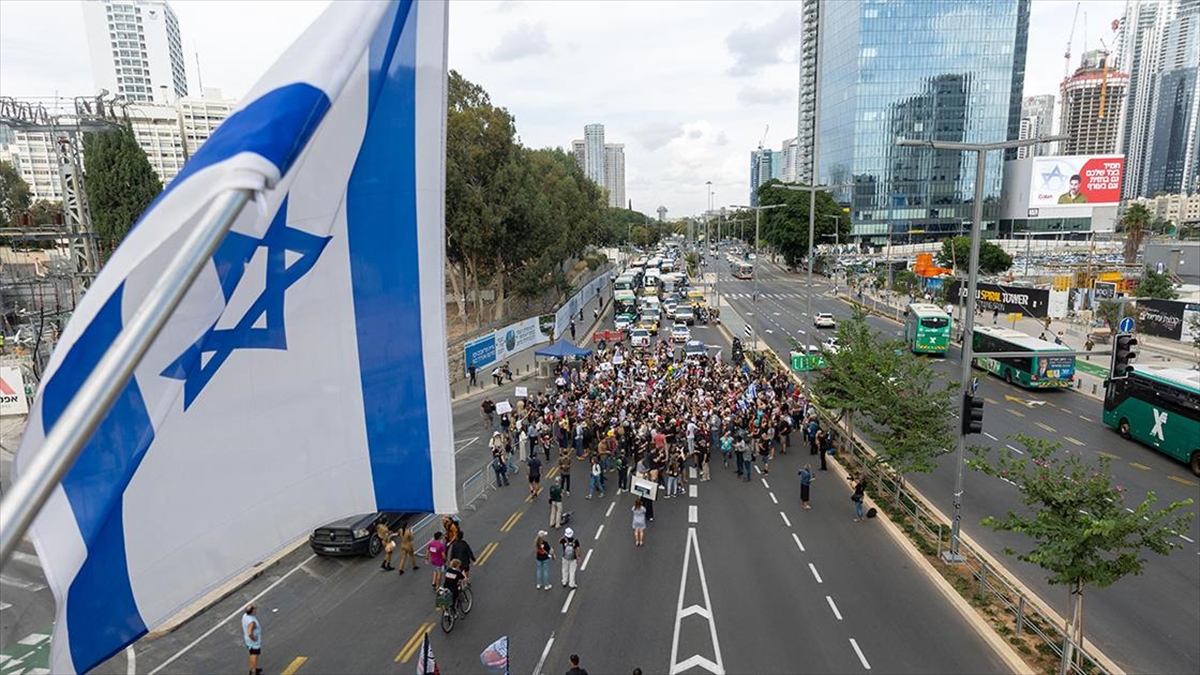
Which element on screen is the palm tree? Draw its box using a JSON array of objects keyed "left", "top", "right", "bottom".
[{"left": 1120, "top": 203, "right": 1152, "bottom": 264}]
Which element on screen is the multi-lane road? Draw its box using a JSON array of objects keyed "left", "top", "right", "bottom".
[
  {"left": 79, "top": 300, "right": 1019, "bottom": 674},
  {"left": 713, "top": 255, "right": 1200, "bottom": 675}
]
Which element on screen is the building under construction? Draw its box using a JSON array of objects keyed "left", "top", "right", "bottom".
[{"left": 1059, "top": 50, "right": 1130, "bottom": 156}]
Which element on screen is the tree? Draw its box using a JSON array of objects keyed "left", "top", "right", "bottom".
[
  {"left": 814, "top": 310, "right": 953, "bottom": 478},
  {"left": 754, "top": 180, "right": 850, "bottom": 269},
  {"left": 967, "top": 435, "right": 1193, "bottom": 670},
  {"left": 27, "top": 199, "right": 63, "bottom": 225},
  {"left": 936, "top": 236, "right": 1013, "bottom": 275},
  {"left": 0, "top": 160, "right": 32, "bottom": 225},
  {"left": 1094, "top": 299, "right": 1122, "bottom": 329},
  {"left": 82, "top": 128, "right": 162, "bottom": 251},
  {"left": 1119, "top": 203, "right": 1152, "bottom": 264},
  {"left": 1136, "top": 269, "right": 1178, "bottom": 300},
  {"left": 891, "top": 269, "right": 920, "bottom": 296}
]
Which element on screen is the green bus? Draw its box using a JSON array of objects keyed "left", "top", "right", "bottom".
[
  {"left": 1103, "top": 366, "right": 1200, "bottom": 476},
  {"left": 971, "top": 326, "right": 1076, "bottom": 389},
  {"left": 904, "top": 303, "right": 952, "bottom": 354}
]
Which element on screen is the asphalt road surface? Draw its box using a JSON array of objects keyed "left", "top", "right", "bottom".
[
  {"left": 106, "top": 307, "right": 1013, "bottom": 674},
  {"left": 714, "top": 255, "right": 1200, "bottom": 675}
]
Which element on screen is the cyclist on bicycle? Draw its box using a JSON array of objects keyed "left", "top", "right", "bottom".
[{"left": 441, "top": 558, "right": 464, "bottom": 610}]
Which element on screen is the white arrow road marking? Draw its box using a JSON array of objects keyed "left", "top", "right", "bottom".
[
  {"left": 669, "top": 528, "right": 725, "bottom": 675},
  {"left": 765, "top": 329, "right": 774, "bottom": 334}
]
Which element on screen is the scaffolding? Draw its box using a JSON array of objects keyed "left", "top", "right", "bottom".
[{"left": 1, "top": 95, "right": 128, "bottom": 377}]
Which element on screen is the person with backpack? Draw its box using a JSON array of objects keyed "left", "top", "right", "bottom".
[
  {"left": 559, "top": 528, "right": 582, "bottom": 589},
  {"left": 492, "top": 443, "right": 510, "bottom": 487},
  {"left": 586, "top": 456, "right": 604, "bottom": 499},
  {"left": 851, "top": 475, "right": 867, "bottom": 522}
]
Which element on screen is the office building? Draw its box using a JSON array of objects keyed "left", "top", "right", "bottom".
[
  {"left": 1016, "top": 94, "right": 1054, "bottom": 159},
  {"left": 82, "top": 0, "right": 187, "bottom": 105},
  {"left": 807, "top": 0, "right": 1030, "bottom": 244},
  {"left": 571, "top": 124, "right": 628, "bottom": 208},
  {"left": 1115, "top": 0, "right": 1171, "bottom": 198},
  {"left": 571, "top": 139, "right": 586, "bottom": 174},
  {"left": 781, "top": 137, "right": 800, "bottom": 183},
  {"left": 604, "top": 143, "right": 626, "bottom": 208},
  {"left": 1059, "top": 50, "right": 1130, "bottom": 156},
  {"left": 0, "top": 129, "right": 67, "bottom": 202},
  {"left": 796, "top": 0, "right": 820, "bottom": 186},
  {"left": 1144, "top": 0, "right": 1200, "bottom": 196},
  {"left": 1132, "top": 192, "right": 1200, "bottom": 227},
  {"left": 583, "top": 124, "right": 606, "bottom": 186},
  {"left": 749, "top": 147, "right": 786, "bottom": 206}
]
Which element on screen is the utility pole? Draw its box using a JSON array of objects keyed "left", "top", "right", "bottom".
[
  {"left": 0, "top": 95, "right": 128, "bottom": 295},
  {"left": 731, "top": 203, "right": 785, "bottom": 303},
  {"left": 896, "top": 134, "right": 1068, "bottom": 564}
]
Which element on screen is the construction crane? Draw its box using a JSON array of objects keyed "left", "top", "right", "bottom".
[
  {"left": 758, "top": 124, "right": 769, "bottom": 150},
  {"left": 1063, "top": 1, "right": 1082, "bottom": 80},
  {"left": 1097, "top": 37, "right": 1113, "bottom": 119}
]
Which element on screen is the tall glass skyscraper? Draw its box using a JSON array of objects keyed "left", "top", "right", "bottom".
[{"left": 804, "top": 0, "right": 1030, "bottom": 244}]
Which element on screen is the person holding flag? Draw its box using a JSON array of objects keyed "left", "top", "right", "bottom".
[{"left": 480, "top": 635, "right": 509, "bottom": 675}]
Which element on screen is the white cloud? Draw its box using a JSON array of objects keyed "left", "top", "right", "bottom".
[
  {"left": 489, "top": 23, "right": 552, "bottom": 62},
  {"left": 724, "top": 12, "right": 799, "bottom": 77},
  {"left": 630, "top": 121, "right": 684, "bottom": 151},
  {"left": 737, "top": 86, "right": 791, "bottom": 106}
]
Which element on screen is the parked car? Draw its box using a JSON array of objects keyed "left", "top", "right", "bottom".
[
  {"left": 814, "top": 312, "right": 837, "bottom": 329},
  {"left": 671, "top": 322, "right": 691, "bottom": 343},
  {"left": 675, "top": 306, "right": 695, "bottom": 325},
  {"left": 630, "top": 328, "right": 652, "bottom": 348},
  {"left": 310, "top": 511, "right": 412, "bottom": 558},
  {"left": 684, "top": 339, "right": 707, "bottom": 360},
  {"left": 614, "top": 313, "right": 637, "bottom": 331},
  {"left": 822, "top": 336, "right": 841, "bottom": 354},
  {"left": 664, "top": 302, "right": 678, "bottom": 320}
]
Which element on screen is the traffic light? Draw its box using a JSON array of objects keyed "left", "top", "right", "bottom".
[
  {"left": 1112, "top": 334, "right": 1138, "bottom": 378},
  {"left": 961, "top": 392, "right": 984, "bottom": 435}
]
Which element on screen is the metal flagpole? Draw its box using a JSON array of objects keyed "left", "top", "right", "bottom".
[{"left": 0, "top": 188, "right": 255, "bottom": 565}]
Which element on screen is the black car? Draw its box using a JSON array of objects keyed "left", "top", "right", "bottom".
[{"left": 309, "top": 511, "right": 413, "bottom": 558}]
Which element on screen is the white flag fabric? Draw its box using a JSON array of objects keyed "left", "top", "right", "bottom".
[{"left": 12, "top": 1, "right": 453, "bottom": 672}]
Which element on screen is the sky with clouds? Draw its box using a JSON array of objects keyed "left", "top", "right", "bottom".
[{"left": 0, "top": 0, "right": 1126, "bottom": 217}]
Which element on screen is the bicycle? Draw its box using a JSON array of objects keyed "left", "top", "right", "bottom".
[{"left": 436, "top": 579, "right": 473, "bottom": 633}]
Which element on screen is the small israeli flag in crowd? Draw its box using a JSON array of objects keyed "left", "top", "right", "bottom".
[{"left": 12, "top": 1, "right": 453, "bottom": 671}]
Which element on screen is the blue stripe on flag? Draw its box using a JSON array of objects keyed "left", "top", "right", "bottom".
[
  {"left": 346, "top": 0, "right": 434, "bottom": 510},
  {"left": 39, "top": 285, "right": 153, "bottom": 669},
  {"left": 132, "top": 83, "right": 332, "bottom": 233}
]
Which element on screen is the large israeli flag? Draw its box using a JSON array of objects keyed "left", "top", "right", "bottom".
[{"left": 12, "top": 1, "right": 453, "bottom": 671}]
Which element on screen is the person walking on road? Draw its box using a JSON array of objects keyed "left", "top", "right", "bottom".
[
  {"left": 376, "top": 516, "right": 397, "bottom": 571},
  {"left": 468, "top": 364, "right": 477, "bottom": 387},
  {"left": 426, "top": 531, "right": 447, "bottom": 589},
  {"left": 587, "top": 456, "right": 604, "bottom": 499},
  {"left": 528, "top": 453, "right": 543, "bottom": 499},
  {"left": 818, "top": 430, "right": 830, "bottom": 472},
  {"left": 560, "top": 527, "right": 582, "bottom": 589},
  {"left": 492, "top": 443, "right": 510, "bottom": 487},
  {"left": 851, "top": 475, "right": 867, "bottom": 522},
  {"left": 242, "top": 605, "right": 262, "bottom": 675},
  {"left": 549, "top": 477, "right": 564, "bottom": 529},
  {"left": 559, "top": 450, "right": 573, "bottom": 496},
  {"left": 799, "top": 464, "right": 814, "bottom": 510},
  {"left": 632, "top": 497, "right": 647, "bottom": 547},
  {"left": 396, "top": 522, "right": 419, "bottom": 575},
  {"left": 535, "top": 531, "right": 554, "bottom": 590}
]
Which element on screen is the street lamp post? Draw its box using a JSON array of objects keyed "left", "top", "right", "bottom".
[
  {"left": 731, "top": 203, "right": 786, "bottom": 303},
  {"left": 896, "top": 134, "right": 1068, "bottom": 564},
  {"left": 776, "top": 182, "right": 854, "bottom": 320}
]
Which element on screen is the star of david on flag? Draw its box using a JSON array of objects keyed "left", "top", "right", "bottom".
[
  {"left": 160, "top": 198, "right": 331, "bottom": 409},
  {"left": 12, "top": 2, "right": 456, "bottom": 673}
]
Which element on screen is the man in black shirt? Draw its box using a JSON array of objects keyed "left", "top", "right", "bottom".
[{"left": 565, "top": 653, "right": 588, "bottom": 675}]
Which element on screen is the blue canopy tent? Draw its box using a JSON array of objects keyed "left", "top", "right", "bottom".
[{"left": 535, "top": 339, "right": 593, "bottom": 359}]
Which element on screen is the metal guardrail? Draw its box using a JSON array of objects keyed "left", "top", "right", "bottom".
[
  {"left": 749, "top": 316, "right": 1111, "bottom": 675},
  {"left": 461, "top": 468, "right": 490, "bottom": 512}
]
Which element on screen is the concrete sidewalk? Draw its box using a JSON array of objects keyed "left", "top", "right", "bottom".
[{"left": 448, "top": 285, "right": 614, "bottom": 403}]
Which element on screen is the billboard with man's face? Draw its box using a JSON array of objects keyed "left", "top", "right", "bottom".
[{"left": 1028, "top": 156, "right": 1123, "bottom": 208}]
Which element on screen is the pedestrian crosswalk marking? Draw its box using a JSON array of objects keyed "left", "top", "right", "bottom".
[
  {"left": 0, "top": 575, "right": 46, "bottom": 593},
  {"left": 16, "top": 635, "right": 48, "bottom": 646}
]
